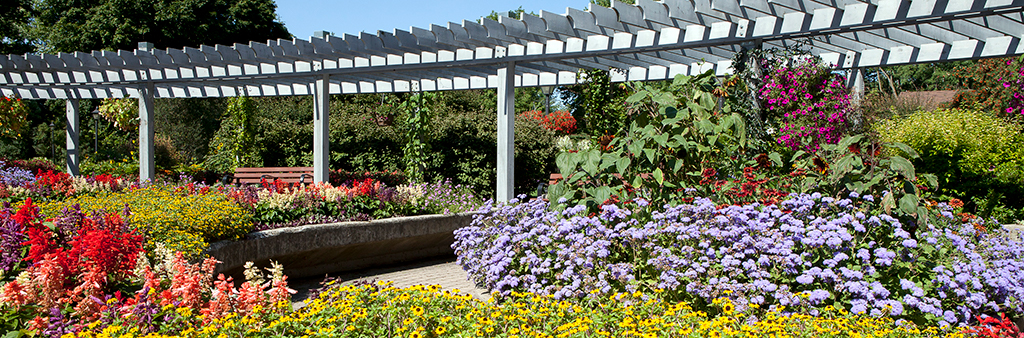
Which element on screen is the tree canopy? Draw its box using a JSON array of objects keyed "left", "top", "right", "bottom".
[
  {"left": 0, "top": 0, "right": 34, "bottom": 55},
  {"left": 26, "top": 0, "right": 291, "bottom": 54}
]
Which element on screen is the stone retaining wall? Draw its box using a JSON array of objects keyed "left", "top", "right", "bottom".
[{"left": 206, "top": 213, "right": 477, "bottom": 279}]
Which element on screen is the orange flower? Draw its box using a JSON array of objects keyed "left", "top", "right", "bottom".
[{"left": 950, "top": 198, "right": 964, "bottom": 208}]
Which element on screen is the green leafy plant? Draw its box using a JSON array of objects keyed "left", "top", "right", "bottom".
[
  {"left": 548, "top": 71, "right": 748, "bottom": 209},
  {"left": 552, "top": 71, "right": 753, "bottom": 208},
  {"left": 97, "top": 98, "right": 139, "bottom": 131},
  {"left": 0, "top": 95, "right": 28, "bottom": 139},
  {"left": 562, "top": 69, "right": 631, "bottom": 136},
  {"left": 788, "top": 134, "right": 937, "bottom": 226},
  {"left": 401, "top": 93, "right": 433, "bottom": 183}
]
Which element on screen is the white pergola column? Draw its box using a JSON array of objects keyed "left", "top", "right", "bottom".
[
  {"left": 312, "top": 74, "right": 330, "bottom": 183},
  {"left": 850, "top": 68, "right": 865, "bottom": 106},
  {"left": 139, "top": 83, "right": 156, "bottom": 182},
  {"left": 65, "top": 99, "right": 80, "bottom": 176},
  {"left": 496, "top": 62, "right": 516, "bottom": 201}
]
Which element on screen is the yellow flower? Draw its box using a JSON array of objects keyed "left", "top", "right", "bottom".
[
  {"left": 434, "top": 326, "right": 447, "bottom": 335},
  {"left": 723, "top": 303, "right": 735, "bottom": 316}
]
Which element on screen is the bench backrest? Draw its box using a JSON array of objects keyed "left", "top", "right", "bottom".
[{"left": 233, "top": 167, "right": 315, "bottom": 185}]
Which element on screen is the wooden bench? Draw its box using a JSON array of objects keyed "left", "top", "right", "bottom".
[{"left": 230, "top": 167, "right": 315, "bottom": 186}]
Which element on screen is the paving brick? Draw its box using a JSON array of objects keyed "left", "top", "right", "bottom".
[{"left": 290, "top": 255, "right": 490, "bottom": 309}]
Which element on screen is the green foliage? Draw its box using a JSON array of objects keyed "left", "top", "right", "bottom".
[
  {"left": 153, "top": 98, "right": 225, "bottom": 165},
  {"left": 549, "top": 71, "right": 747, "bottom": 209},
  {"left": 876, "top": 108, "right": 1024, "bottom": 218},
  {"left": 327, "top": 90, "right": 556, "bottom": 197},
  {"left": 876, "top": 108, "right": 1022, "bottom": 181},
  {"left": 97, "top": 98, "right": 139, "bottom": 131},
  {"left": 0, "top": 0, "right": 33, "bottom": 55},
  {"left": 27, "top": 0, "right": 291, "bottom": 53},
  {"left": 561, "top": 69, "right": 631, "bottom": 136},
  {"left": 0, "top": 97, "right": 29, "bottom": 139},
  {"left": 590, "top": 0, "right": 635, "bottom": 7},
  {"left": 865, "top": 63, "right": 965, "bottom": 93},
  {"left": 226, "top": 96, "right": 261, "bottom": 168},
  {"left": 330, "top": 95, "right": 403, "bottom": 172},
  {"left": 205, "top": 96, "right": 270, "bottom": 172},
  {"left": 81, "top": 156, "right": 139, "bottom": 177},
  {"left": 401, "top": 93, "right": 433, "bottom": 183},
  {"left": 484, "top": 6, "right": 533, "bottom": 21},
  {"left": 789, "top": 134, "right": 936, "bottom": 225}
]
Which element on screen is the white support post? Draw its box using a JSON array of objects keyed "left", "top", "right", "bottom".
[
  {"left": 313, "top": 74, "right": 330, "bottom": 183},
  {"left": 849, "top": 68, "right": 865, "bottom": 106},
  {"left": 65, "top": 99, "right": 80, "bottom": 176},
  {"left": 496, "top": 62, "right": 516, "bottom": 202},
  {"left": 139, "top": 83, "right": 156, "bottom": 182}
]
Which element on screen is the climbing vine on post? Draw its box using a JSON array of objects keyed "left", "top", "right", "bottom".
[
  {"left": 226, "top": 95, "right": 261, "bottom": 168},
  {"left": 402, "top": 93, "right": 434, "bottom": 183}
]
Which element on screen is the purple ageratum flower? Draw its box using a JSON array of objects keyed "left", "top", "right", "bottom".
[
  {"left": 455, "top": 191, "right": 1024, "bottom": 327},
  {"left": 0, "top": 165, "right": 34, "bottom": 187},
  {"left": 902, "top": 239, "right": 918, "bottom": 248}
]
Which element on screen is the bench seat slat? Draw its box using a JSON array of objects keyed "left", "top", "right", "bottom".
[{"left": 231, "top": 167, "right": 315, "bottom": 186}]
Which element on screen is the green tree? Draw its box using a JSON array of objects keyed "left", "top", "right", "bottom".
[
  {"left": 0, "top": 0, "right": 34, "bottom": 54},
  {"left": 561, "top": 69, "right": 630, "bottom": 136},
  {"left": 28, "top": 0, "right": 291, "bottom": 53},
  {"left": 590, "top": 0, "right": 635, "bottom": 7}
]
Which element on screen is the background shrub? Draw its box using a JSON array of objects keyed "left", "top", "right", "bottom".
[{"left": 876, "top": 108, "right": 1024, "bottom": 218}]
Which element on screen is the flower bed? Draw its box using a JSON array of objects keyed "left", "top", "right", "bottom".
[
  {"left": 0, "top": 163, "right": 483, "bottom": 258},
  {"left": 453, "top": 193, "right": 1024, "bottom": 328},
  {"left": 69, "top": 282, "right": 965, "bottom": 338}
]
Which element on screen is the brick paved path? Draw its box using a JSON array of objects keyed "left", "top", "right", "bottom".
[{"left": 289, "top": 255, "right": 490, "bottom": 309}]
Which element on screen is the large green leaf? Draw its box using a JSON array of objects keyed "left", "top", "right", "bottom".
[
  {"left": 627, "top": 90, "right": 648, "bottom": 103},
  {"left": 654, "top": 133, "right": 670, "bottom": 147},
  {"left": 889, "top": 156, "right": 916, "bottom": 179},
  {"left": 834, "top": 155, "right": 857, "bottom": 175},
  {"left": 547, "top": 182, "right": 566, "bottom": 201},
  {"left": 555, "top": 152, "right": 573, "bottom": 175},
  {"left": 617, "top": 157, "right": 631, "bottom": 173},
  {"left": 699, "top": 92, "right": 716, "bottom": 109},
  {"left": 654, "top": 92, "right": 677, "bottom": 106},
  {"left": 653, "top": 168, "right": 665, "bottom": 186},
  {"left": 663, "top": 106, "right": 679, "bottom": 120},
  {"left": 769, "top": 152, "right": 783, "bottom": 167},
  {"left": 838, "top": 134, "right": 864, "bottom": 150},
  {"left": 899, "top": 194, "right": 919, "bottom": 215},
  {"left": 644, "top": 148, "right": 656, "bottom": 164},
  {"left": 882, "top": 192, "right": 896, "bottom": 214},
  {"left": 591, "top": 186, "right": 612, "bottom": 203},
  {"left": 891, "top": 142, "right": 920, "bottom": 158}
]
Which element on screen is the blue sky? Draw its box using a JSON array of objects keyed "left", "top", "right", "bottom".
[{"left": 276, "top": 0, "right": 592, "bottom": 39}]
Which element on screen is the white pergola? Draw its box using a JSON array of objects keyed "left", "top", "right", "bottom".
[{"left": 2, "top": 0, "right": 1022, "bottom": 200}]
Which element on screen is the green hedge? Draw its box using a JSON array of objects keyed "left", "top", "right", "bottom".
[{"left": 876, "top": 108, "right": 1024, "bottom": 216}]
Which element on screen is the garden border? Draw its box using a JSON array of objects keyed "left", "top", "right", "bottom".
[{"left": 206, "top": 212, "right": 478, "bottom": 279}]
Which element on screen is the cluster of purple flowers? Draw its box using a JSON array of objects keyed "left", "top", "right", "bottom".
[
  {"left": 453, "top": 192, "right": 1024, "bottom": 327},
  {"left": 413, "top": 179, "right": 480, "bottom": 215},
  {"left": 0, "top": 202, "right": 26, "bottom": 274},
  {"left": 0, "top": 162, "right": 35, "bottom": 187}
]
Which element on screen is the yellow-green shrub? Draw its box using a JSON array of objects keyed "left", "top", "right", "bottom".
[
  {"left": 875, "top": 108, "right": 1024, "bottom": 184},
  {"left": 40, "top": 185, "right": 253, "bottom": 258}
]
